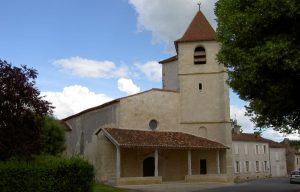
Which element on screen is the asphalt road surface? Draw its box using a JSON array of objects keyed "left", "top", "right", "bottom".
[
  {"left": 201, "top": 178, "right": 300, "bottom": 192},
  {"left": 123, "top": 177, "right": 300, "bottom": 192}
]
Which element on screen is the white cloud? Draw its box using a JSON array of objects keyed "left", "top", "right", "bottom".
[
  {"left": 53, "top": 56, "right": 128, "bottom": 78},
  {"left": 135, "top": 61, "right": 162, "bottom": 82},
  {"left": 117, "top": 78, "right": 140, "bottom": 95},
  {"left": 128, "top": 0, "right": 217, "bottom": 51},
  {"left": 230, "top": 105, "right": 300, "bottom": 142},
  {"left": 42, "top": 85, "right": 113, "bottom": 119},
  {"left": 230, "top": 105, "right": 255, "bottom": 133}
]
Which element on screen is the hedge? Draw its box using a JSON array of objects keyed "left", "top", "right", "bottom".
[{"left": 0, "top": 156, "right": 94, "bottom": 192}]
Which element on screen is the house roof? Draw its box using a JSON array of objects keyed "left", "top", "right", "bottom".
[
  {"left": 101, "top": 128, "right": 229, "bottom": 149},
  {"left": 159, "top": 55, "right": 178, "bottom": 64},
  {"left": 175, "top": 11, "right": 216, "bottom": 44},
  {"left": 232, "top": 133, "right": 286, "bottom": 148}
]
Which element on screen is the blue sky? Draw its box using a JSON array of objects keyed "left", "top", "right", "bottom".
[{"left": 0, "top": 0, "right": 297, "bottom": 141}]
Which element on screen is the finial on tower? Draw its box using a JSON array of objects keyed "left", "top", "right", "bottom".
[{"left": 197, "top": 2, "right": 201, "bottom": 11}]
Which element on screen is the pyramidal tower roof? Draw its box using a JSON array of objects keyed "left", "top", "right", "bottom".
[{"left": 175, "top": 11, "right": 216, "bottom": 44}]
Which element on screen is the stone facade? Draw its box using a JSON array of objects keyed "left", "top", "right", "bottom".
[
  {"left": 232, "top": 132, "right": 287, "bottom": 181},
  {"left": 232, "top": 140, "right": 270, "bottom": 181}
]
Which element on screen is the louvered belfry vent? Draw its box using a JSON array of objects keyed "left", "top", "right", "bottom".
[{"left": 194, "top": 47, "right": 206, "bottom": 65}]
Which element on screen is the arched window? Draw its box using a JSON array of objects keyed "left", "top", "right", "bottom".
[{"left": 194, "top": 46, "right": 206, "bottom": 64}]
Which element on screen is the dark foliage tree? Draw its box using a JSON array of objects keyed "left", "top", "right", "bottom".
[
  {"left": 0, "top": 60, "right": 53, "bottom": 160},
  {"left": 215, "top": 0, "right": 300, "bottom": 133},
  {"left": 41, "top": 116, "right": 65, "bottom": 156}
]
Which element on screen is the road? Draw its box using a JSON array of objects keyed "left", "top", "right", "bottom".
[
  {"left": 202, "top": 178, "right": 300, "bottom": 192},
  {"left": 123, "top": 178, "right": 300, "bottom": 192}
]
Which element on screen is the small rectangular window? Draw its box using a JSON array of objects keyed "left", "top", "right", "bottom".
[{"left": 199, "top": 83, "right": 202, "bottom": 91}]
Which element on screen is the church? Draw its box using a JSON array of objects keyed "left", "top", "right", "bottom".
[{"left": 63, "top": 10, "right": 233, "bottom": 185}]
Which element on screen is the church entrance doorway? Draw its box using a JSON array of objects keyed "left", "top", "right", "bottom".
[
  {"left": 143, "top": 157, "right": 155, "bottom": 177},
  {"left": 200, "top": 159, "right": 207, "bottom": 174}
]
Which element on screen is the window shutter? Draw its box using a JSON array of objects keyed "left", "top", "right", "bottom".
[
  {"left": 239, "top": 161, "right": 242, "bottom": 173},
  {"left": 244, "top": 161, "right": 247, "bottom": 172},
  {"left": 249, "top": 161, "right": 252, "bottom": 172},
  {"left": 234, "top": 161, "right": 237, "bottom": 173},
  {"left": 234, "top": 144, "right": 239, "bottom": 154},
  {"left": 244, "top": 144, "right": 248, "bottom": 155}
]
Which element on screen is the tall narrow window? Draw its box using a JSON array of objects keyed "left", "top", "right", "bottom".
[
  {"left": 264, "top": 161, "right": 268, "bottom": 172},
  {"left": 245, "top": 161, "right": 249, "bottom": 172},
  {"left": 263, "top": 145, "right": 267, "bottom": 154},
  {"left": 255, "top": 145, "right": 259, "bottom": 154},
  {"left": 194, "top": 47, "right": 206, "bottom": 64},
  {"left": 255, "top": 161, "right": 259, "bottom": 172},
  {"left": 199, "top": 83, "right": 202, "bottom": 91},
  {"left": 235, "top": 161, "right": 240, "bottom": 173}
]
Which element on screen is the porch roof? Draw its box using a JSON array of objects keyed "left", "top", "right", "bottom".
[{"left": 101, "top": 128, "right": 229, "bottom": 150}]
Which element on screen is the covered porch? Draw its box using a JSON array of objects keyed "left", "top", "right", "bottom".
[{"left": 101, "top": 128, "right": 229, "bottom": 185}]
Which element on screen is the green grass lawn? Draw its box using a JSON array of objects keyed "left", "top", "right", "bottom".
[{"left": 93, "top": 184, "right": 127, "bottom": 192}]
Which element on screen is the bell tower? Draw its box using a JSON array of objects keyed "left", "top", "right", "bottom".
[
  {"left": 175, "top": 11, "right": 230, "bottom": 129},
  {"left": 160, "top": 10, "right": 231, "bottom": 143}
]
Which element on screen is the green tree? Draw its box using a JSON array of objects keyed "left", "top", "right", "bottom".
[
  {"left": 0, "top": 60, "right": 53, "bottom": 160},
  {"left": 215, "top": 0, "right": 300, "bottom": 133},
  {"left": 41, "top": 116, "right": 65, "bottom": 156}
]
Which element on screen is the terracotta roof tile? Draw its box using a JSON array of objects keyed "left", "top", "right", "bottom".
[
  {"left": 102, "top": 128, "right": 228, "bottom": 149},
  {"left": 175, "top": 11, "right": 215, "bottom": 44},
  {"left": 232, "top": 133, "right": 286, "bottom": 148}
]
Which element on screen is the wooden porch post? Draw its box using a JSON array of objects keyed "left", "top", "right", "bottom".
[
  {"left": 188, "top": 149, "right": 192, "bottom": 176},
  {"left": 216, "top": 150, "right": 220, "bottom": 174},
  {"left": 116, "top": 146, "right": 121, "bottom": 178},
  {"left": 155, "top": 149, "right": 158, "bottom": 177}
]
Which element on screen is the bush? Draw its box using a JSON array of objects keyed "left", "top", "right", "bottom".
[{"left": 0, "top": 156, "right": 94, "bottom": 192}]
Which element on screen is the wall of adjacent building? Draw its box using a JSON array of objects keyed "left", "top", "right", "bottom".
[
  {"left": 270, "top": 148, "right": 287, "bottom": 177},
  {"left": 232, "top": 141, "right": 270, "bottom": 181}
]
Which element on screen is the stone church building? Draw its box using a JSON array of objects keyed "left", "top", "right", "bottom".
[{"left": 63, "top": 10, "right": 233, "bottom": 185}]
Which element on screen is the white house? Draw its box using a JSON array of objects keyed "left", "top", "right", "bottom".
[{"left": 232, "top": 131, "right": 287, "bottom": 181}]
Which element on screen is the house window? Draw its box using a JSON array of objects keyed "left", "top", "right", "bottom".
[
  {"left": 263, "top": 145, "right": 267, "bottom": 154},
  {"left": 264, "top": 161, "right": 268, "bottom": 172},
  {"left": 297, "top": 157, "right": 299, "bottom": 165},
  {"left": 234, "top": 144, "right": 239, "bottom": 154},
  {"left": 255, "top": 161, "right": 259, "bottom": 172},
  {"left": 244, "top": 144, "right": 248, "bottom": 155},
  {"left": 194, "top": 46, "right": 206, "bottom": 64},
  {"left": 235, "top": 161, "right": 240, "bottom": 173},
  {"left": 255, "top": 145, "right": 259, "bottom": 154},
  {"left": 245, "top": 161, "right": 249, "bottom": 172}
]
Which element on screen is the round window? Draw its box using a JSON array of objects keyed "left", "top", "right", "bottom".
[{"left": 149, "top": 119, "right": 158, "bottom": 130}]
